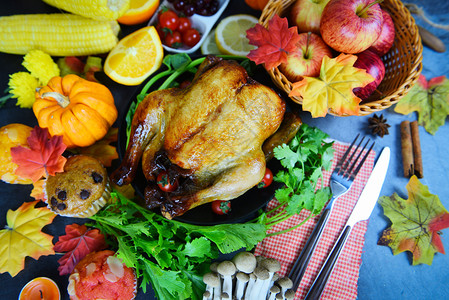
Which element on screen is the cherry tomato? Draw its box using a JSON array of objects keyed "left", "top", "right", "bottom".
[
  {"left": 158, "top": 9, "right": 179, "bottom": 31},
  {"left": 155, "top": 24, "right": 166, "bottom": 40},
  {"left": 211, "top": 200, "right": 231, "bottom": 215},
  {"left": 258, "top": 168, "right": 273, "bottom": 188},
  {"left": 156, "top": 170, "right": 178, "bottom": 192},
  {"left": 182, "top": 28, "right": 201, "bottom": 47},
  {"left": 164, "top": 31, "right": 182, "bottom": 48},
  {"left": 177, "top": 17, "right": 191, "bottom": 33}
]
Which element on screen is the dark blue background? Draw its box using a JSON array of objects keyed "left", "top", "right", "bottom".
[{"left": 0, "top": 0, "right": 448, "bottom": 299}]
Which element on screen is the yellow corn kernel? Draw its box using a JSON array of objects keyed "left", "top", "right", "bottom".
[
  {"left": 0, "top": 14, "right": 120, "bottom": 56},
  {"left": 42, "top": 0, "right": 130, "bottom": 21}
]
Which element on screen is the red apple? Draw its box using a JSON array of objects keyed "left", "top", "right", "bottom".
[
  {"left": 320, "top": 0, "right": 383, "bottom": 54},
  {"left": 353, "top": 49, "right": 385, "bottom": 99},
  {"left": 278, "top": 32, "right": 333, "bottom": 82},
  {"left": 289, "top": 0, "right": 331, "bottom": 34},
  {"left": 368, "top": 10, "right": 395, "bottom": 56}
]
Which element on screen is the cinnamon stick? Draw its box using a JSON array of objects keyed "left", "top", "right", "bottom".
[
  {"left": 410, "top": 121, "right": 423, "bottom": 178},
  {"left": 400, "top": 121, "right": 414, "bottom": 177}
]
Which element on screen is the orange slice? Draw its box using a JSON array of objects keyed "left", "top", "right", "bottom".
[
  {"left": 104, "top": 26, "right": 164, "bottom": 86},
  {"left": 117, "top": 0, "right": 160, "bottom": 25}
]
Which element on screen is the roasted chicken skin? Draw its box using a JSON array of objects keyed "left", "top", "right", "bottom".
[{"left": 111, "top": 56, "right": 286, "bottom": 219}]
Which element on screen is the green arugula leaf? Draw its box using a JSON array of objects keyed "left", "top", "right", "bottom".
[
  {"left": 187, "top": 223, "right": 266, "bottom": 254},
  {"left": 89, "top": 192, "right": 265, "bottom": 300},
  {"left": 145, "top": 262, "right": 187, "bottom": 298},
  {"left": 182, "top": 237, "right": 213, "bottom": 258},
  {"left": 181, "top": 269, "right": 207, "bottom": 300}
]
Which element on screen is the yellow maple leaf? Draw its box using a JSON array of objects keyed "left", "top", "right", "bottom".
[
  {"left": 71, "top": 128, "right": 119, "bottom": 167},
  {"left": 30, "top": 179, "right": 45, "bottom": 201},
  {"left": 112, "top": 183, "right": 136, "bottom": 200},
  {"left": 0, "top": 201, "right": 56, "bottom": 277},
  {"left": 289, "top": 53, "right": 374, "bottom": 117}
]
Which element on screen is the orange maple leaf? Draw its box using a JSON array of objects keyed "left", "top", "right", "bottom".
[
  {"left": 0, "top": 201, "right": 56, "bottom": 277},
  {"left": 290, "top": 53, "right": 374, "bottom": 117},
  {"left": 10, "top": 126, "right": 67, "bottom": 182}
]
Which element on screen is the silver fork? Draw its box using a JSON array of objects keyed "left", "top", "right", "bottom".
[{"left": 288, "top": 134, "right": 374, "bottom": 291}]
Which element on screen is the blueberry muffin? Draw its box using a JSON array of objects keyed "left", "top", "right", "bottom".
[{"left": 44, "top": 155, "right": 111, "bottom": 217}]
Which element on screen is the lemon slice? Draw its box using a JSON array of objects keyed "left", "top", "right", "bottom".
[
  {"left": 104, "top": 26, "right": 164, "bottom": 86},
  {"left": 117, "top": 0, "right": 160, "bottom": 25},
  {"left": 215, "top": 14, "right": 258, "bottom": 56},
  {"left": 201, "top": 29, "right": 222, "bottom": 55}
]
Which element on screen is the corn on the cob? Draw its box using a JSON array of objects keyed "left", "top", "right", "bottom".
[
  {"left": 0, "top": 14, "right": 120, "bottom": 56},
  {"left": 42, "top": 0, "right": 130, "bottom": 21}
]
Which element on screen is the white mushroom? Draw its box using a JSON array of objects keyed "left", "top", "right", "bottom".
[
  {"left": 232, "top": 251, "right": 257, "bottom": 274},
  {"left": 217, "top": 260, "right": 237, "bottom": 299},
  {"left": 248, "top": 266, "right": 269, "bottom": 300},
  {"left": 213, "top": 280, "right": 222, "bottom": 300},
  {"left": 203, "top": 291, "right": 211, "bottom": 300},
  {"left": 268, "top": 272, "right": 280, "bottom": 291},
  {"left": 243, "top": 272, "right": 257, "bottom": 300},
  {"left": 203, "top": 272, "right": 220, "bottom": 300},
  {"left": 284, "top": 289, "right": 295, "bottom": 300},
  {"left": 234, "top": 272, "right": 249, "bottom": 300},
  {"left": 257, "top": 257, "right": 281, "bottom": 298},
  {"left": 276, "top": 277, "right": 293, "bottom": 298},
  {"left": 210, "top": 261, "right": 219, "bottom": 273},
  {"left": 256, "top": 255, "right": 265, "bottom": 265},
  {"left": 268, "top": 285, "right": 281, "bottom": 300}
]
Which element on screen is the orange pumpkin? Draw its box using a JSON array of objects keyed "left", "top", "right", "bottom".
[
  {"left": 245, "top": 0, "right": 270, "bottom": 10},
  {"left": 33, "top": 74, "right": 118, "bottom": 148}
]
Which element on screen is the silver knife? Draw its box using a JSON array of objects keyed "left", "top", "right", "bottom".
[{"left": 304, "top": 147, "right": 391, "bottom": 300}]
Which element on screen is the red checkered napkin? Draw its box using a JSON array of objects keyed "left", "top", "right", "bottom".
[{"left": 254, "top": 140, "right": 376, "bottom": 300}]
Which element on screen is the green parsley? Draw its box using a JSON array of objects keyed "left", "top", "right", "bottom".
[{"left": 255, "top": 123, "right": 334, "bottom": 236}]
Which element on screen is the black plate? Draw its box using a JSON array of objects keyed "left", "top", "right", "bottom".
[{"left": 117, "top": 57, "right": 286, "bottom": 225}]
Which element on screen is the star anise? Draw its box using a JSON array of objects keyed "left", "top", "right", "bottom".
[{"left": 368, "top": 114, "right": 390, "bottom": 137}]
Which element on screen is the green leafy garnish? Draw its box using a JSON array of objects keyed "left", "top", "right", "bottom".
[
  {"left": 255, "top": 124, "right": 334, "bottom": 236},
  {"left": 0, "top": 88, "right": 13, "bottom": 108},
  {"left": 89, "top": 192, "right": 265, "bottom": 300}
]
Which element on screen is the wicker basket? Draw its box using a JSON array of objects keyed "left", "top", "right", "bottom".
[{"left": 259, "top": 0, "right": 423, "bottom": 116}]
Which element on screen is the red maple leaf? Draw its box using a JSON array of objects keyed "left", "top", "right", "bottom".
[
  {"left": 246, "top": 14, "right": 301, "bottom": 69},
  {"left": 54, "top": 223, "right": 107, "bottom": 275},
  {"left": 10, "top": 126, "right": 67, "bottom": 182}
]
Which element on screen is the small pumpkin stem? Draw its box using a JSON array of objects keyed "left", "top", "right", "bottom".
[{"left": 42, "top": 92, "right": 70, "bottom": 108}]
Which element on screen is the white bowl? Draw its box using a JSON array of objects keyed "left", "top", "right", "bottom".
[{"left": 148, "top": 0, "right": 230, "bottom": 54}]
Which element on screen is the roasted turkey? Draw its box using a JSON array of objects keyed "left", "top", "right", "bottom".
[{"left": 111, "top": 56, "right": 297, "bottom": 219}]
